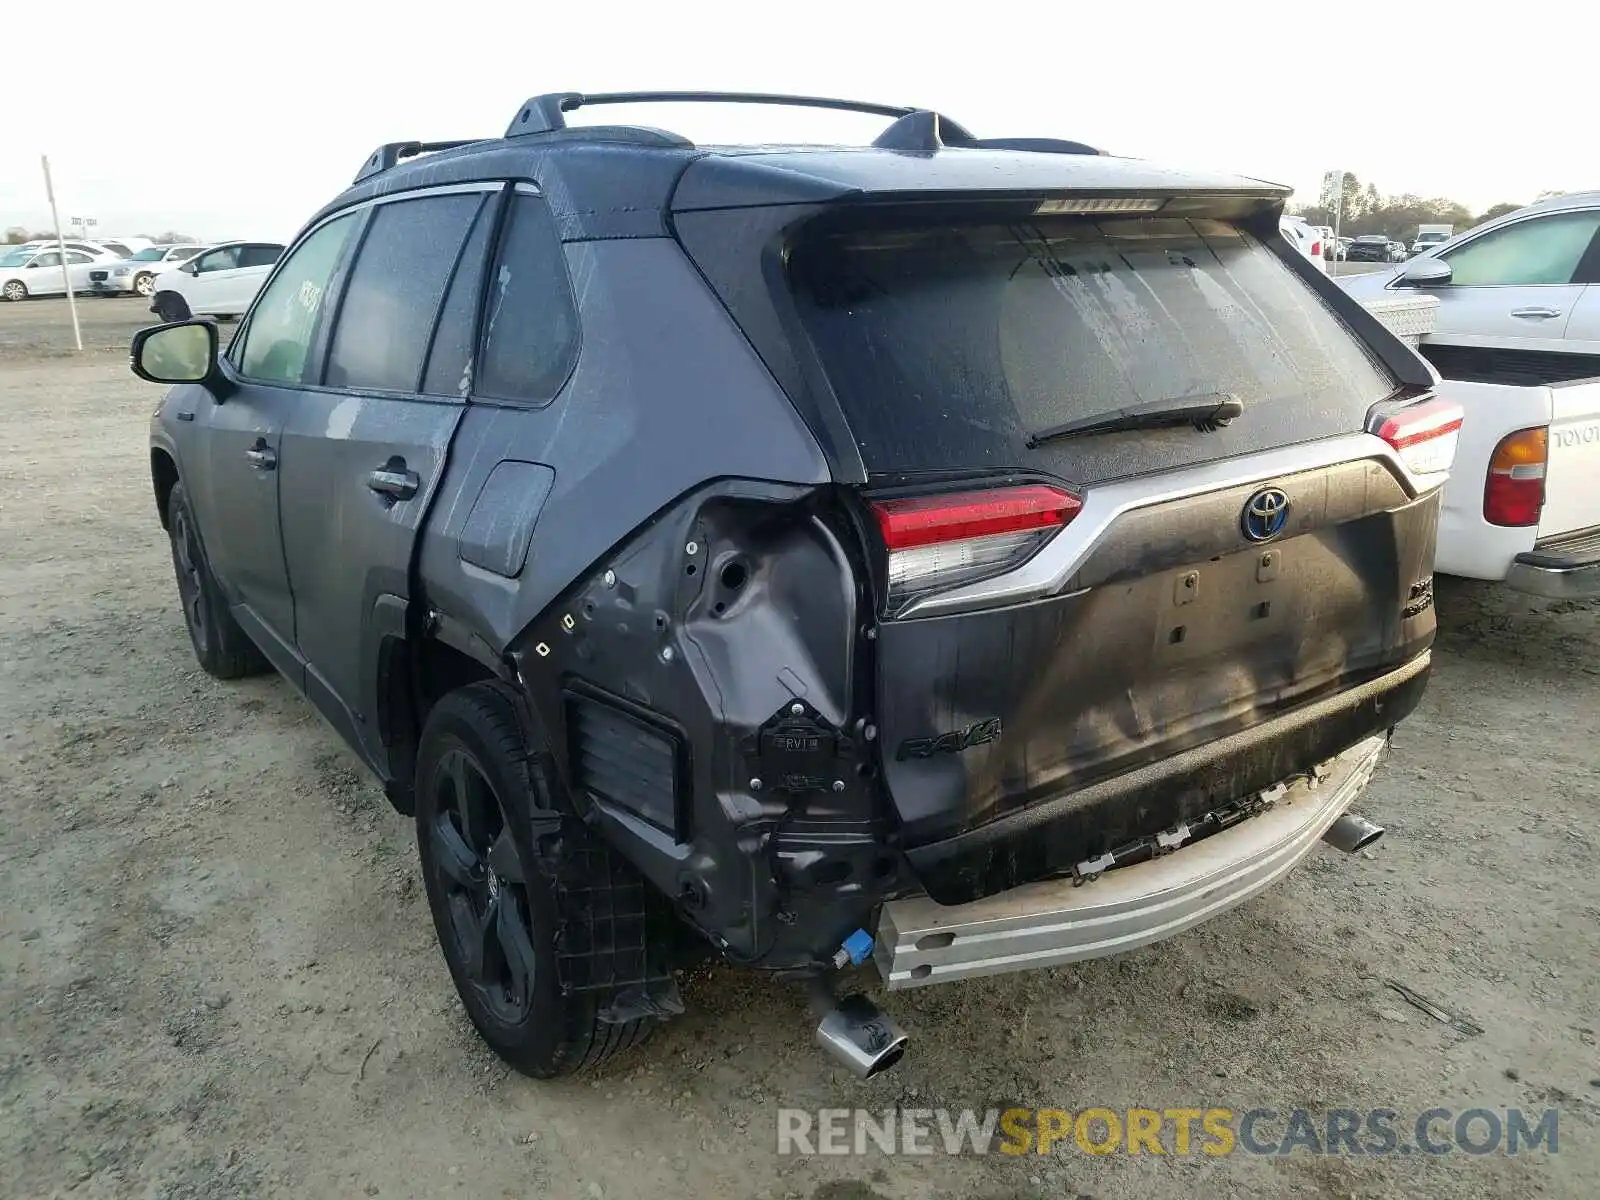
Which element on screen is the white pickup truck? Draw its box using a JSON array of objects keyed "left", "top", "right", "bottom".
[{"left": 1342, "top": 192, "right": 1600, "bottom": 598}]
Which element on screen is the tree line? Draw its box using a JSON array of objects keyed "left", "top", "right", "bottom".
[{"left": 1292, "top": 171, "right": 1553, "bottom": 240}]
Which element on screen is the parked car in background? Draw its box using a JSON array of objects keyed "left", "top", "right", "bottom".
[
  {"left": 148, "top": 241, "right": 285, "bottom": 321},
  {"left": 13, "top": 238, "right": 126, "bottom": 262},
  {"left": 1410, "top": 224, "right": 1453, "bottom": 256},
  {"left": 1279, "top": 215, "right": 1328, "bottom": 273},
  {"left": 89, "top": 244, "right": 206, "bottom": 297},
  {"left": 1386, "top": 240, "right": 1408, "bottom": 262},
  {"left": 0, "top": 247, "right": 102, "bottom": 300},
  {"left": 133, "top": 89, "right": 1456, "bottom": 1082},
  {"left": 1340, "top": 192, "right": 1600, "bottom": 596},
  {"left": 1345, "top": 235, "right": 1391, "bottom": 262},
  {"left": 93, "top": 239, "right": 147, "bottom": 258},
  {"left": 1312, "top": 225, "right": 1336, "bottom": 257}
]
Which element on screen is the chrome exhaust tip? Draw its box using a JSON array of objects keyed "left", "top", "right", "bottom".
[
  {"left": 1323, "top": 812, "right": 1384, "bottom": 854},
  {"left": 815, "top": 994, "right": 909, "bottom": 1079}
]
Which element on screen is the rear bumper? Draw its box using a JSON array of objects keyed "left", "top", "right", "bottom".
[
  {"left": 875, "top": 734, "right": 1385, "bottom": 989},
  {"left": 901, "top": 652, "right": 1430, "bottom": 903},
  {"left": 1506, "top": 527, "right": 1600, "bottom": 597}
]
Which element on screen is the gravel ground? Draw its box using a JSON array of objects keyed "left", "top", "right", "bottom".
[{"left": 1, "top": 297, "right": 1596, "bottom": 1199}]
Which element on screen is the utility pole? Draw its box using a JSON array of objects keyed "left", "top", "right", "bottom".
[
  {"left": 41, "top": 156, "right": 83, "bottom": 352},
  {"left": 1332, "top": 169, "right": 1346, "bottom": 277}
]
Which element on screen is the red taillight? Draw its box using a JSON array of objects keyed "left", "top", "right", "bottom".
[
  {"left": 1310, "top": 240, "right": 1322, "bottom": 257},
  {"left": 1483, "top": 426, "right": 1548, "bottom": 527},
  {"left": 870, "top": 484, "right": 1081, "bottom": 611},
  {"left": 873, "top": 485, "right": 1079, "bottom": 550},
  {"left": 1375, "top": 398, "right": 1464, "bottom": 475}
]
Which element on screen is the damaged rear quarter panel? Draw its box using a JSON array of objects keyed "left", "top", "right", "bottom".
[{"left": 418, "top": 236, "right": 829, "bottom": 655}]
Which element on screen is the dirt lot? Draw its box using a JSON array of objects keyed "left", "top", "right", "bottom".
[{"left": 2, "top": 297, "right": 1597, "bottom": 1199}]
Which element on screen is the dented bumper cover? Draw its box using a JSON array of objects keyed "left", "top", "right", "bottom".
[{"left": 874, "top": 733, "right": 1388, "bottom": 989}]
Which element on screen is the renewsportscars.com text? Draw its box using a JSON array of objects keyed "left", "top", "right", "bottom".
[{"left": 776, "top": 1106, "right": 1559, "bottom": 1157}]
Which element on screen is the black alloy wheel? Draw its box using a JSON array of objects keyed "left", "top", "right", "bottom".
[{"left": 424, "top": 748, "right": 537, "bottom": 1025}]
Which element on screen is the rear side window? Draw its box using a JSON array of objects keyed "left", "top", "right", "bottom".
[
  {"left": 790, "top": 215, "right": 1395, "bottom": 473},
  {"left": 325, "top": 194, "right": 485, "bottom": 393},
  {"left": 476, "top": 193, "right": 579, "bottom": 405}
]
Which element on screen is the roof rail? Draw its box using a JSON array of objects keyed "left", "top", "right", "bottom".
[
  {"left": 501, "top": 91, "right": 1104, "bottom": 158},
  {"left": 504, "top": 90, "right": 966, "bottom": 139},
  {"left": 353, "top": 140, "right": 482, "bottom": 185}
]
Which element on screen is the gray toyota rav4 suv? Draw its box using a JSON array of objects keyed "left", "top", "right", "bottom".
[{"left": 134, "top": 92, "right": 1461, "bottom": 1081}]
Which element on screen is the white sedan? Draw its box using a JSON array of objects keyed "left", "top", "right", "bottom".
[
  {"left": 148, "top": 240, "right": 286, "bottom": 322},
  {"left": 0, "top": 247, "right": 102, "bottom": 301},
  {"left": 88, "top": 244, "right": 206, "bottom": 297}
]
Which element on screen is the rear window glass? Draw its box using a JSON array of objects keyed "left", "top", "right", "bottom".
[{"left": 790, "top": 215, "right": 1394, "bottom": 473}]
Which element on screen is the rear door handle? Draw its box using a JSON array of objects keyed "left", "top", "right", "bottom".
[
  {"left": 1510, "top": 307, "right": 1563, "bottom": 319},
  {"left": 244, "top": 444, "right": 276, "bottom": 470},
  {"left": 366, "top": 464, "right": 420, "bottom": 501}
]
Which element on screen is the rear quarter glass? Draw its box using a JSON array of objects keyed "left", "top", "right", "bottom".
[{"left": 789, "top": 214, "right": 1397, "bottom": 482}]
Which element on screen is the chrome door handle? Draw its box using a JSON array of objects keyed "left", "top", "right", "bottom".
[
  {"left": 1510, "top": 307, "right": 1563, "bottom": 319},
  {"left": 244, "top": 445, "right": 276, "bottom": 470},
  {"left": 366, "top": 466, "right": 420, "bottom": 501}
]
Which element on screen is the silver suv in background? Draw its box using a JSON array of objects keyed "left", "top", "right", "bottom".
[{"left": 89, "top": 244, "right": 206, "bottom": 297}]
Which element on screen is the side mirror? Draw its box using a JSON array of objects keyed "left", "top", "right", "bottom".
[
  {"left": 131, "top": 320, "right": 225, "bottom": 391},
  {"left": 1395, "top": 256, "right": 1452, "bottom": 287}
]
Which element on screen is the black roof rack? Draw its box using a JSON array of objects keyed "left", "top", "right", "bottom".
[
  {"left": 504, "top": 90, "right": 970, "bottom": 140},
  {"left": 502, "top": 91, "right": 1103, "bottom": 157},
  {"left": 355, "top": 96, "right": 1103, "bottom": 185},
  {"left": 353, "top": 140, "right": 483, "bottom": 185}
]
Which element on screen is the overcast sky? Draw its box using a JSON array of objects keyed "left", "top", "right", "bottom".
[{"left": 3, "top": 0, "right": 1593, "bottom": 242}]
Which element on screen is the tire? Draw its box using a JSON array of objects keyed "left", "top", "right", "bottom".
[
  {"left": 415, "top": 682, "right": 657, "bottom": 1078},
  {"left": 152, "top": 291, "right": 190, "bottom": 323},
  {"left": 165, "top": 480, "right": 271, "bottom": 679},
  {"left": 2, "top": 279, "right": 27, "bottom": 302},
  {"left": 134, "top": 272, "right": 155, "bottom": 297}
]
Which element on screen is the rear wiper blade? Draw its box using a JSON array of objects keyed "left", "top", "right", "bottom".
[{"left": 1025, "top": 393, "right": 1243, "bottom": 449}]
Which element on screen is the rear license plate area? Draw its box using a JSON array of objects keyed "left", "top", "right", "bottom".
[{"left": 1153, "top": 546, "right": 1294, "bottom": 663}]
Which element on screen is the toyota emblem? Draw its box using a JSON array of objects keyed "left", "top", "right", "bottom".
[{"left": 1241, "top": 487, "right": 1290, "bottom": 542}]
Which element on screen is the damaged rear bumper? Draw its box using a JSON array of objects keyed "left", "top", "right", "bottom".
[{"left": 874, "top": 733, "right": 1387, "bottom": 989}]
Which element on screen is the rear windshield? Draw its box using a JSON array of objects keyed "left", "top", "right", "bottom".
[{"left": 789, "top": 215, "right": 1394, "bottom": 474}]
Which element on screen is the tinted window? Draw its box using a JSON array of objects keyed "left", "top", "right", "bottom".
[
  {"left": 239, "top": 243, "right": 285, "bottom": 268},
  {"left": 1440, "top": 210, "right": 1600, "bottom": 286},
  {"left": 791, "top": 214, "right": 1396, "bottom": 473},
  {"left": 421, "top": 198, "right": 497, "bottom": 397},
  {"left": 32, "top": 252, "right": 61, "bottom": 267},
  {"left": 234, "top": 214, "right": 358, "bottom": 385},
  {"left": 325, "top": 194, "right": 485, "bottom": 393},
  {"left": 170, "top": 246, "right": 203, "bottom": 261},
  {"left": 65, "top": 251, "right": 94, "bottom": 264},
  {"left": 476, "top": 194, "right": 579, "bottom": 405}
]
